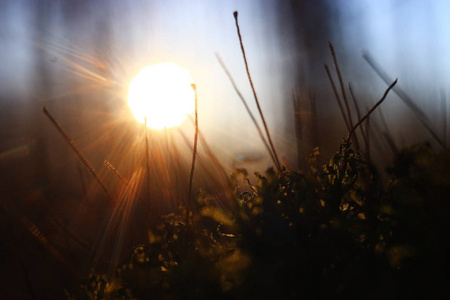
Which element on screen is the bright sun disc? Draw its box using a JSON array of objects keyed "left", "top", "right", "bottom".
[{"left": 128, "top": 62, "right": 195, "bottom": 129}]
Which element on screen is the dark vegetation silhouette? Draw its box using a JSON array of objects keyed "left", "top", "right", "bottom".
[{"left": 62, "top": 11, "right": 450, "bottom": 299}]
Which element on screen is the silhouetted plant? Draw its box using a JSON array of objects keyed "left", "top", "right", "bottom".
[{"left": 65, "top": 11, "right": 450, "bottom": 299}]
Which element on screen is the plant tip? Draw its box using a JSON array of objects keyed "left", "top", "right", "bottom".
[{"left": 233, "top": 11, "right": 238, "bottom": 19}]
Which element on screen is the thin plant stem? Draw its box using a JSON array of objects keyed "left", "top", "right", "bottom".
[
  {"left": 104, "top": 160, "right": 128, "bottom": 185},
  {"left": 329, "top": 43, "right": 354, "bottom": 128},
  {"left": 144, "top": 117, "right": 151, "bottom": 202},
  {"left": 233, "top": 11, "right": 282, "bottom": 173},
  {"left": 216, "top": 54, "right": 278, "bottom": 170},
  {"left": 186, "top": 115, "right": 231, "bottom": 187},
  {"left": 186, "top": 83, "right": 199, "bottom": 225},
  {"left": 360, "top": 102, "right": 371, "bottom": 222},
  {"left": 177, "top": 129, "right": 236, "bottom": 213},
  {"left": 348, "top": 79, "right": 398, "bottom": 141},
  {"left": 328, "top": 42, "right": 360, "bottom": 151},
  {"left": 349, "top": 83, "right": 368, "bottom": 152},
  {"left": 45, "top": 204, "right": 89, "bottom": 250},
  {"left": 42, "top": 106, "right": 114, "bottom": 201},
  {"left": 15, "top": 208, "right": 82, "bottom": 278},
  {"left": 167, "top": 130, "right": 186, "bottom": 207},
  {"left": 325, "top": 64, "right": 351, "bottom": 131},
  {"left": 377, "top": 105, "right": 399, "bottom": 155},
  {"left": 363, "top": 52, "right": 447, "bottom": 150}
]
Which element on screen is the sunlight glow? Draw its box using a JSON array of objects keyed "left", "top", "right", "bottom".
[{"left": 127, "top": 62, "right": 195, "bottom": 129}]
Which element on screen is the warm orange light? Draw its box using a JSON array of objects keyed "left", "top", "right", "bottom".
[{"left": 127, "top": 63, "right": 195, "bottom": 129}]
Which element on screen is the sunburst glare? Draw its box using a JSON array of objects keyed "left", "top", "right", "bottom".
[{"left": 127, "top": 63, "right": 195, "bottom": 130}]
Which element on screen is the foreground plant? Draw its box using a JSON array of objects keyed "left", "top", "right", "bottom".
[
  {"left": 64, "top": 9, "right": 450, "bottom": 299},
  {"left": 67, "top": 140, "right": 450, "bottom": 299}
]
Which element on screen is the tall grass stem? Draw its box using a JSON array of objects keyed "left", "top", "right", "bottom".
[
  {"left": 42, "top": 106, "right": 114, "bottom": 201},
  {"left": 349, "top": 84, "right": 368, "bottom": 153},
  {"left": 363, "top": 52, "right": 447, "bottom": 150},
  {"left": 104, "top": 160, "right": 128, "bottom": 185},
  {"left": 348, "top": 79, "right": 398, "bottom": 140},
  {"left": 144, "top": 117, "right": 151, "bottom": 202},
  {"left": 215, "top": 54, "right": 278, "bottom": 170},
  {"left": 329, "top": 43, "right": 354, "bottom": 129},
  {"left": 186, "top": 84, "right": 199, "bottom": 225},
  {"left": 328, "top": 42, "right": 360, "bottom": 151},
  {"left": 325, "top": 64, "right": 351, "bottom": 131},
  {"left": 233, "top": 11, "right": 282, "bottom": 173}
]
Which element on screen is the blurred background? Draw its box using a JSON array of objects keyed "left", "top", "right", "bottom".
[{"left": 1, "top": 0, "right": 449, "bottom": 298}]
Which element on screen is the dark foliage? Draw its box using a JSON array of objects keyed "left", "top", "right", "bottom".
[{"left": 68, "top": 142, "right": 450, "bottom": 299}]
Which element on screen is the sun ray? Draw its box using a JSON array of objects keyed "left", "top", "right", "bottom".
[{"left": 89, "top": 168, "right": 144, "bottom": 273}]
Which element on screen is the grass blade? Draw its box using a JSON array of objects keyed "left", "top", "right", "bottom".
[
  {"left": 233, "top": 11, "right": 282, "bottom": 173},
  {"left": 328, "top": 42, "right": 360, "bottom": 151},
  {"left": 144, "top": 117, "right": 151, "bottom": 202},
  {"left": 325, "top": 64, "right": 351, "bottom": 131},
  {"left": 329, "top": 43, "right": 354, "bottom": 128},
  {"left": 349, "top": 83, "right": 369, "bottom": 153},
  {"left": 216, "top": 53, "right": 278, "bottom": 168},
  {"left": 348, "top": 79, "right": 398, "bottom": 141},
  {"left": 42, "top": 106, "right": 114, "bottom": 201},
  {"left": 363, "top": 52, "right": 446, "bottom": 149},
  {"left": 186, "top": 84, "right": 199, "bottom": 225},
  {"left": 104, "top": 160, "right": 128, "bottom": 185}
]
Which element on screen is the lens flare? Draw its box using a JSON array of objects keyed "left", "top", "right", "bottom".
[{"left": 127, "top": 62, "right": 195, "bottom": 129}]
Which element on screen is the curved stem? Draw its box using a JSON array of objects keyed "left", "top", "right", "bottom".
[
  {"left": 186, "top": 84, "right": 199, "bottom": 225},
  {"left": 233, "top": 11, "right": 282, "bottom": 173}
]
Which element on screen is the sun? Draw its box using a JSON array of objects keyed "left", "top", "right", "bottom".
[{"left": 127, "top": 62, "right": 195, "bottom": 129}]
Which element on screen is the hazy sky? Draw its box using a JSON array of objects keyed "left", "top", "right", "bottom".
[{"left": 1, "top": 0, "right": 449, "bottom": 169}]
